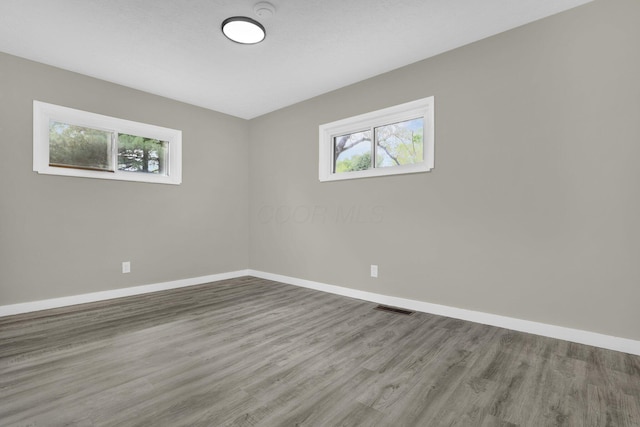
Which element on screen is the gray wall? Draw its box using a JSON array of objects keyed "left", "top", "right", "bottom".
[
  {"left": 249, "top": 0, "right": 640, "bottom": 341},
  {"left": 0, "top": 53, "right": 249, "bottom": 304}
]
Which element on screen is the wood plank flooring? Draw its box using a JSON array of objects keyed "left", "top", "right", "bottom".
[{"left": 1, "top": 276, "right": 639, "bottom": 426}]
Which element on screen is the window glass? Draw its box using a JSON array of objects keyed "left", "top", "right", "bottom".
[
  {"left": 34, "top": 101, "right": 182, "bottom": 185},
  {"left": 334, "top": 130, "right": 372, "bottom": 173},
  {"left": 118, "top": 134, "right": 168, "bottom": 175},
  {"left": 375, "top": 118, "right": 424, "bottom": 168},
  {"left": 49, "top": 121, "right": 113, "bottom": 171},
  {"left": 318, "top": 96, "right": 434, "bottom": 182}
]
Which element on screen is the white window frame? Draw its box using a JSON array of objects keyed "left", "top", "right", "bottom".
[
  {"left": 319, "top": 96, "right": 434, "bottom": 182},
  {"left": 33, "top": 101, "right": 182, "bottom": 185}
]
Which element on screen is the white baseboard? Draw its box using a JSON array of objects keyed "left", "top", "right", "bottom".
[
  {"left": 248, "top": 270, "right": 640, "bottom": 356},
  {"left": 2, "top": 268, "right": 638, "bottom": 356},
  {"left": 0, "top": 270, "right": 250, "bottom": 317}
]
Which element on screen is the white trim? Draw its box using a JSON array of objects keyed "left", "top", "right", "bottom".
[
  {"left": 0, "top": 270, "right": 250, "bottom": 317},
  {"left": 3, "top": 268, "right": 638, "bottom": 356},
  {"left": 248, "top": 270, "right": 640, "bottom": 356},
  {"left": 319, "top": 96, "right": 435, "bottom": 182},
  {"left": 33, "top": 101, "right": 182, "bottom": 185}
]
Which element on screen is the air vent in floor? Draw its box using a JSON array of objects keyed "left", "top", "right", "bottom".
[{"left": 374, "top": 305, "right": 414, "bottom": 315}]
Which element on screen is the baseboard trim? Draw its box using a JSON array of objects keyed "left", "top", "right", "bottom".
[
  {"left": 248, "top": 270, "right": 640, "bottom": 356},
  {"left": 3, "top": 268, "right": 638, "bottom": 356},
  {"left": 0, "top": 270, "right": 250, "bottom": 317}
]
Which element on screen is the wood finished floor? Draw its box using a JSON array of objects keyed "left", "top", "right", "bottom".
[{"left": 1, "top": 277, "right": 639, "bottom": 427}]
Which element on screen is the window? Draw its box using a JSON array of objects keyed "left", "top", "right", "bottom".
[
  {"left": 319, "top": 96, "right": 434, "bottom": 182},
  {"left": 34, "top": 101, "right": 182, "bottom": 185}
]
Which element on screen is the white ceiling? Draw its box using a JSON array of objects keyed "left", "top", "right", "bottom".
[{"left": 0, "top": 0, "right": 593, "bottom": 119}]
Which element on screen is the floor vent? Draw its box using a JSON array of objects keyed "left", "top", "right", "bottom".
[{"left": 374, "top": 305, "right": 414, "bottom": 315}]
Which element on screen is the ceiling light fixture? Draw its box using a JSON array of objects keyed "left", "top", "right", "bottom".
[{"left": 221, "top": 16, "right": 265, "bottom": 45}]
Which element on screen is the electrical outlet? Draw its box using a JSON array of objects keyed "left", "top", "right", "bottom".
[
  {"left": 122, "top": 261, "right": 131, "bottom": 274},
  {"left": 370, "top": 264, "right": 378, "bottom": 278}
]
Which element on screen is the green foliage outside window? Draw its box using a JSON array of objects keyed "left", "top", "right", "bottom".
[
  {"left": 335, "top": 152, "right": 371, "bottom": 173},
  {"left": 375, "top": 120, "right": 424, "bottom": 168},
  {"left": 333, "top": 118, "right": 424, "bottom": 174},
  {"left": 49, "top": 122, "right": 111, "bottom": 170},
  {"left": 48, "top": 121, "right": 167, "bottom": 175},
  {"left": 118, "top": 134, "right": 167, "bottom": 174}
]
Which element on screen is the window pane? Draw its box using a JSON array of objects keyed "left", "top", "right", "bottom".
[
  {"left": 117, "top": 134, "right": 168, "bottom": 175},
  {"left": 49, "top": 121, "right": 113, "bottom": 171},
  {"left": 375, "top": 118, "right": 424, "bottom": 168},
  {"left": 333, "top": 130, "right": 372, "bottom": 173}
]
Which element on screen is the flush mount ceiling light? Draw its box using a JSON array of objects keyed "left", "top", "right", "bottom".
[{"left": 221, "top": 16, "right": 266, "bottom": 44}]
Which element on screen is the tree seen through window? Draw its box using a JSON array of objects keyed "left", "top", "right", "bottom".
[
  {"left": 333, "top": 118, "right": 424, "bottom": 173},
  {"left": 118, "top": 134, "right": 168, "bottom": 174},
  {"left": 48, "top": 121, "right": 168, "bottom": 175}
]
